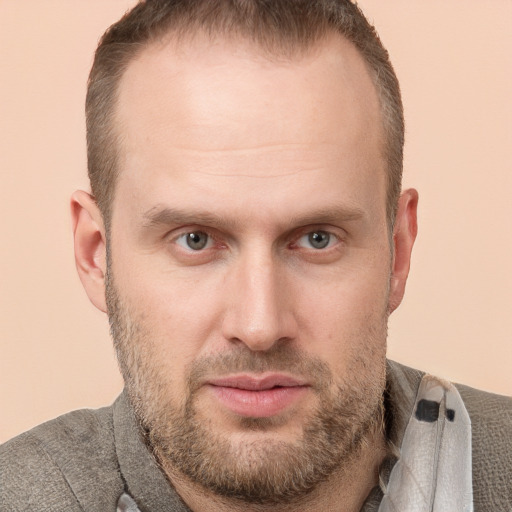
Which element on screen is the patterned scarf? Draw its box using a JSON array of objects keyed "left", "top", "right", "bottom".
[{"left": 378, "top": 374, "right": 473, "bottom": 511}]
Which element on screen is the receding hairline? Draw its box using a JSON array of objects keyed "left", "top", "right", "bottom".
[
  {"left": 112, "top": 27, "right": 387, "bottom": 171},
  {"left": 129, "top": 17, "right": 352, "bottom": 61}
]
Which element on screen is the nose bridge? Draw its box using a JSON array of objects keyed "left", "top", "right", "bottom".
[{"left": 222, "top": 244, "right": 295, "bottom": 351}]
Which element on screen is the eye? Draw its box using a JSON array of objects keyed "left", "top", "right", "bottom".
[
  {"left": 297, "top": 230, "right": 335, "bottom": 250},
  {"left": 175, "top": 231, "right": 212, "bottom": 251}
]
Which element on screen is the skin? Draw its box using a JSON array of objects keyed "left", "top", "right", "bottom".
[{"left": 71, "top": 32, "right": 418, "bottom": 512}]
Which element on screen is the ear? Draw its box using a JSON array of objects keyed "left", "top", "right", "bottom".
[
  {"left": 388, "top": 188, "right": 418, "bottom": 314},
  {"left": 70, "top": 190, "right": 107, "bottom": 313}
]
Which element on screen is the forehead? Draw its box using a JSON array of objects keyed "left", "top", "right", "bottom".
[
  {"left": 117, "top": 32, "right": 382, "bottom": 151},
  {"left": 112, "top": 32, "right": 386, "bottom": 224}
]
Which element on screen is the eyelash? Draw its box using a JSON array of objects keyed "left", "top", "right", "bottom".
[
  {"left": 171, "top": 229, "right": 225, "bottom": 253},
  {"left": 292, "top": 230, "right": 339, "bottom": 251},
  {"left": 167, "top": 226, "right": 345, "bottom": 260}
]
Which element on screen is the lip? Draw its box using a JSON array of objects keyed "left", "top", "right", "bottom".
[{"left": 205, "top": 373, "right": 310, "bottom": 418}]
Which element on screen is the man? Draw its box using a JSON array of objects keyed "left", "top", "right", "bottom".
[{"left": 1, "top": 1, "right": 510, "bottom": 511}]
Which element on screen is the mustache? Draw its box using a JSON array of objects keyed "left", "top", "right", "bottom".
[{"left": 186, "top": 344, "right": 333, "bottom": 395}]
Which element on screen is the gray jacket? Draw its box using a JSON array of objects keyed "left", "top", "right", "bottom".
[{"left": 1, "top": 361, "right": 511, "bottom": 511}]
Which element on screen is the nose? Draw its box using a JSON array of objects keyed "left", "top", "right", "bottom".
[{"left": 221, "top": 251, "right": 298, "bottom": 352}]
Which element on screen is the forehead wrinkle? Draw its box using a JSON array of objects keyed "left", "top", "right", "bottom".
[
  {"left": 163, "top": 141, "right": 310, "bottom": 152},
  {"left": 134, "top": 144, "right": 359, "bottom": 181},
  {"left": 183, "top": 166, "right": 333, "bottom": 179}
]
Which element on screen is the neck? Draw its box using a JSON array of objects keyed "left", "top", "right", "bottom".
[{"left": 160, "top": 427, "right": 388, "bottom": 512}]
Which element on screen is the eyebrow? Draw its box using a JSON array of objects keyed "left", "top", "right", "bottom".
[
  {"left": 142, "top": 206, "right": 244, "bottom": 230},
  {"left": 141, "top": 204, "right": 365, "bottom": 231}
]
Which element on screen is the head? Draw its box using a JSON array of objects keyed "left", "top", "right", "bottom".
[{"left": 72, "top": 0, "right": 417, "bottom": 507}]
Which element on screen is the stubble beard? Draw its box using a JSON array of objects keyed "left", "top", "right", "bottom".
[{"left": 106, "top": 266, "right": 388, "bottom": 506}]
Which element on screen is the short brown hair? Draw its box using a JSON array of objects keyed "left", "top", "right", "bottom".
[{"left": 86, "top": 0, "right": 403, "bottom": 229}]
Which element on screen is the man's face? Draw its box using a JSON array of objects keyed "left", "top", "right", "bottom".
[{"left": 107, "top": 33, "right": 392, "bottom": 502}]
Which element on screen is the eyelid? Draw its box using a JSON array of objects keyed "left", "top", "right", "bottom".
[
  {"left": 164, "top": 224, "right": 345, "bottom": 258},
  {"left": 296, "top": 232, "right": 335, "bottom": 250},
  {"left": 174, "top": 231, "right": 214, "bottom": 250},
  {"left": 289, "top": 226, "right": 345, "bottom": 249},
  {"left": 167, "top": 226, "right": 228, "bottom": 252}
]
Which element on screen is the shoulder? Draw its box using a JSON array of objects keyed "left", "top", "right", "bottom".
[
  {"left": 456, "top": 381, "right": 512, "bottom": 427},
  {"left": 387, "top": 361, "right": 512, "bottom": 510},
  {"left": 454, "top": 383, "right": 512, "bottom": 510},
  {"left": 0, "top": 404, "right": 124, "bottom": 511}
]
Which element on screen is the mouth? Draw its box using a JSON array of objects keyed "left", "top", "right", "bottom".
[{"left": 205, "top": 374, "right": 310, "bottom": 418}]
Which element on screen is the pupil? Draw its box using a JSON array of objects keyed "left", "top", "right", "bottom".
[
  {"left": 187, "top": 232, "right": 208, "bottom": 250},
  {"left": 309, "top": 231, "right": 329, "bottom": 249}
]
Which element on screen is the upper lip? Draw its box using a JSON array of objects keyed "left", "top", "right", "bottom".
[{"left": 207, "top": 374, "right": 309, "bottom": 391}]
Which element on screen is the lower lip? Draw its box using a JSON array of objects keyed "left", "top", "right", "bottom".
[{"left": 207, "top": 385, "right": 308, "bottom": 418}]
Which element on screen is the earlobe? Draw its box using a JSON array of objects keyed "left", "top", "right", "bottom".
[
  {"left": 70, "top": 190, "right": 108, "bottom": 313},
  {"left": 388, "top": 188, "right": 419, "bottom": 314}
]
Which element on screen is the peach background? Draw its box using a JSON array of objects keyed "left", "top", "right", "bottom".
[{"left": 1, "top": 0, "right": 510, "bottom": 444}]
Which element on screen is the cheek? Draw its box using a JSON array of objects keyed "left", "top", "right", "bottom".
[
  {"left": 133, "top": 287, "right": 221, "bottom": 363},
  {"left": 293, "top": 262, "right": 390, "bottom": 364},
  {"left": 296, "top": 260, "right": 390, "bottom": 322},
  {"left": 115, "top": 248, "right": 226, "bottom": 333},
  {"left": 113, "top": 263, "right": 228, "bottom": 397}
]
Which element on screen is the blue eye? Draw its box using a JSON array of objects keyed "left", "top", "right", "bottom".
[
  {"left": 176, "top": 231, "right": 212, "bottom": 251},
  {"left": 298, "top": 231, "right": 333, "bottom": 249}
]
